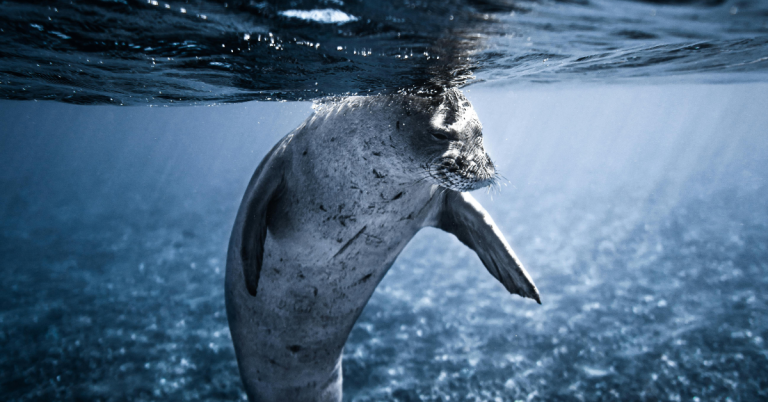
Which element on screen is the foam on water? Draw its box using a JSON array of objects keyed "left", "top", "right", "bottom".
[{"left": 279, "top": 9, "right": 359, "bottom": 25}]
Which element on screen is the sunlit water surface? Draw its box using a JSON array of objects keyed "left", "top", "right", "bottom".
[{"left": 1, "top": 0, "right": 767, "bottom": 104}]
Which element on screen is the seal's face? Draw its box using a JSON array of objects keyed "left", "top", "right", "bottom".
[{"left": 417, "top": 89, "right": 496, "bottom": 192}]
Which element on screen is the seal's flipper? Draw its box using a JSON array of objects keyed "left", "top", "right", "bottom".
[
  {"left": 235, "top": 138, "right": 290, "bottom": 297},
  {"left": 437, "top": 191, "right": 541, "bottom": 304}
]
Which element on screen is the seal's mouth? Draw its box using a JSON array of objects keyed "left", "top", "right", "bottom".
[{"left": 425, "top": 154, "right": 496, "bottom": 192}]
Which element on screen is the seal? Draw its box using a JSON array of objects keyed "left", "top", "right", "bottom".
[{"left": 225, "top": 88, "right": 540, "bottom": 401}]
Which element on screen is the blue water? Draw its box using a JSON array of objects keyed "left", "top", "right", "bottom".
[
  {"left": 2, "top": 0, "right": 768, "bottom": 400},
  {"left": 2, "top": 83, "right": 767, "bottom": 400},
  {"left": 1, "top": 0, "right": 767, "bottom": 104}
]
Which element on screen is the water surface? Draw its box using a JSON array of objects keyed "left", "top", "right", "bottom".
[{"left": 1, "top": 0, "right": 766, "bottom": 104}]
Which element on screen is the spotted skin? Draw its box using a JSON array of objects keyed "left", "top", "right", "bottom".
[{"left": 225, "top": 89, "right": 540, "bottom": 401}]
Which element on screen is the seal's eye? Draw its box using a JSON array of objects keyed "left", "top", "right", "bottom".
[{"left": 431, "top": 132, "right": 449, "bottom": 141}]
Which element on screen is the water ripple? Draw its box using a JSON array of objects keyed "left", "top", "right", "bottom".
[{"left": 0, "top": 0, "right": 766, "bottom": 105}]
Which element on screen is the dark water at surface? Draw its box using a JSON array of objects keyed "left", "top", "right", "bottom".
[{"left": 1, "top": 0, "right": 767, "bottom": 104}]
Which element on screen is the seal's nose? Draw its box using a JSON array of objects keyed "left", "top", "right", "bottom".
[
  {"left": 455, "top": 157, "right": 467, "bottom": 169},
  {"left": 484, "top": 153, "right": 495, "bottom": 172}
]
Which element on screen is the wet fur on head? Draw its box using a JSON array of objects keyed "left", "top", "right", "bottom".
[
  {"left": 312, "top": 89, "right": 498, "bottom": 192},
  {"left": 416, "top": 88, "right": 497, "bottom": 192}
]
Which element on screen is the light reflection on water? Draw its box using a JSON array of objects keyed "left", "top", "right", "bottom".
[{"left": 0, "top": 0, "right": 766, "bottom": 104}]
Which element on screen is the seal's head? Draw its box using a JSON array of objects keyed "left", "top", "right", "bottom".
[{"left": 411, "top": 88, "right": 496, "bottom": 192}]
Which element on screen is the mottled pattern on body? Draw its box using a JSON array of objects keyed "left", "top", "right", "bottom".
[{"left": 225, "top": 90, "right": 539, "bottom": 401}]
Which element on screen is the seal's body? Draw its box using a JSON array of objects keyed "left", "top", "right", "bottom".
[{"left": 225, "top": 90, "right": 540, "bottom": 401}]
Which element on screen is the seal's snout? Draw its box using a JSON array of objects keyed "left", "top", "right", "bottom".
[
  {"left": 455, "top": 156, "right": 469, "bottom": 170},
  {"left": 462, "top": 151, "right": 497, "bottom": 191},
  {"left": 428, "top": 146, "right": 496, "bottom": 192},
  {"left": 419, "top": 87, "right": 498, "bottom": 192}
]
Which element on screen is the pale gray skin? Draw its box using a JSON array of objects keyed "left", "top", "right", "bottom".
[{"left": 225, "top": 89, "right": 540, "bottom": 401}]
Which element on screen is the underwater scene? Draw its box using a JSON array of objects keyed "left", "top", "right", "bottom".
[{"left": 1, "top": 0, "right": 768, "bottom": 401}]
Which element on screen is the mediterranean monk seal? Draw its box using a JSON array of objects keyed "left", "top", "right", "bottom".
[{"left": 225, "top": 88, "right": 540, "bottom": 401}]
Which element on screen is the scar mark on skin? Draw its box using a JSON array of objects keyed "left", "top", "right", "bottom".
[
  {"left": 288, "top": 345, "right": 302, "bottom": 353},
  {"left": 332, "top": 226, "right": 367, "bottom": 259},
  {"left": 355, "top": 273, "right": 373, "bottom": 286},
  {"left": 364, "top": 232, "right": 382, "bottom": 242}
]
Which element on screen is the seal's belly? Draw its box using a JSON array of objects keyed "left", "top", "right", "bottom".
[
  {"left": 257, "top": 224, "right": 410, "bottom": 323},
  {"left": 225, "top": 225, "right": 414, "bottom": 387},
  {"left": 232, "top": 212, "right": 414, "bottom": 325},
  {"left": 224, "top": 180, "right": 437, "bottom": 389}
]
